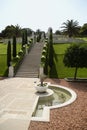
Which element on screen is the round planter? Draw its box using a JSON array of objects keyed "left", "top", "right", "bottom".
[{"left": 35, "top": 83, "right": 49, "bottom": 93}]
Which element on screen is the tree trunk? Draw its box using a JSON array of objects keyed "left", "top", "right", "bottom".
[{"left": 74, "top": 67, "right": 78, "bottom": 80}]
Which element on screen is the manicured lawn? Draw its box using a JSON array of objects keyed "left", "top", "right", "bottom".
[
  {"left": 0, "top": 43, "right": 22, "bottom": 76},
  {"left": 0, "top": 54, "right": 7, "bottom": 76},
  {"left": 53, "top": 43, "right": 70, "bottom": 54},
  {"left": 0, "top": 43, "right": 7, "bottom": 54},
  {"left": 0, "top": 43, "right": 21, "bottom": 54},
  {"left": 50, "top": 43, "right": 87, "bottom": 78},
  {"left": 77, "top": 37, "right": 87, "bottom": 42}
]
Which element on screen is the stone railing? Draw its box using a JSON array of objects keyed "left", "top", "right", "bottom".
[{"left": 53, "top": 35, "right": 85, "bottom": 43}]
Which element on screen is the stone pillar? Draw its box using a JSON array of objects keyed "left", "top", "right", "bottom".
[
  {"left": 8, "top": 66, "right": 14, "bottom": 77},
  {"left": 25, "top": 44, "right": 28, "bottom": 55},
  {"left": 39, "top": 66, "right": 44, "bottom": 77},
  {"left": 41, "top": 33, "right": 45, "bottom": 42},
  {"left": 32, "top": 32, "right": 35, "bottom": 44},
  {"left": 48, "top": 27, "right": 52, "bottom": 42}
]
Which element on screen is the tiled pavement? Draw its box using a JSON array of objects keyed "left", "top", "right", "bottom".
[{"left": 0, "top": 77, "right": 39, "bottom": 130}]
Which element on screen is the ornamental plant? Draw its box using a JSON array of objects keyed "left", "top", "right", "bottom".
[{"left": 63, "top": 44, "right": 87, "bottom": 79}]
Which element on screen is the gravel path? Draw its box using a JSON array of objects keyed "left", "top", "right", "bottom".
[{"left": 29, "top": 78, "right": 87, "bottom": 130}]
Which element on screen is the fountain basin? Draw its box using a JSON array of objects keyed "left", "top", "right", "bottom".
[
  {"left": 35, "top": 88, "right": 54, "bottom": 98},
  {"left": 32, "top": 83, "right": 77, "bottom": 122}
]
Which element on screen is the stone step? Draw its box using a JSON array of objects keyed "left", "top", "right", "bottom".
[
  {"left": 16, "top": 68, "right": 38, "bottom": 72},
  {"left": 16, "top": 73, "right": 38, "bottom": 76},
  {"left": 16, "top": 71, "right": 38, "bottom": 74},
  {"left": 16, "top": 72, "right": 38, "bottom": 76},
  {"left": 15, "top": 42, "right": 44, "bottom": 78},
  {"left": 16, "top": 75, "right": 38, "bottom": 78}
]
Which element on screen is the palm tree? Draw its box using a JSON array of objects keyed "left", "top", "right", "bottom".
[
  {"left": 15, "top": 24, "right": 22, "bottom": 37},
  {"left": 61, "top": 19, "right": 79, "bottom": 37}
]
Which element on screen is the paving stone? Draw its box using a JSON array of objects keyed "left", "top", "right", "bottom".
[{"left": 0, "top": 78, "right": 39, "bottom": 130}]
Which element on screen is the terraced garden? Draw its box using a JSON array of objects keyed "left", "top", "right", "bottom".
[{"left": 0, "top": 41, "right": 87, "bottom": 78}]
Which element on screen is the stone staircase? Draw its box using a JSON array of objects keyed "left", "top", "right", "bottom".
[{"left": 15, "top": 42, "right": 44, "bottom": 78}]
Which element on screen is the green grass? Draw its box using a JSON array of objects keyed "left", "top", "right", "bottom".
[
  {"left": 0, "top": 43, "right": 21, "bottom": 54},
  {"left": 53, "top": 43, "right": 71, "bottom": 54},
  {"left": 77, "top": 37, "right": 87, "bottom": 42},
  {"left": 0, "top": 54, "right": 7, "bottom": 76},
  {"left": 0, "top": 43, "right": 7, "bottom": 54},
  {"left": 0, "top": 43, "right": 22, "bottom": 76},
  {"left": 50, "top": 43, "right": 87, "bottom": 78}
]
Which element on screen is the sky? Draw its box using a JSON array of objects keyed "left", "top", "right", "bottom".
[{"left": 0, "top": 0, "right": 87, "bottom": 33}]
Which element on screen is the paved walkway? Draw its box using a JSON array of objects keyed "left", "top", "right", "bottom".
[{"left": 0, "top": 77, "right": 39, "bottom": 130}]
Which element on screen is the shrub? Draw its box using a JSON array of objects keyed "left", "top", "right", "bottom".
[
  {"left": 45, "top": 39, "right": 48, "bottom": 43},
  {"left": 42, "top": 49, "right": 47, "bottom": 55},
  {"left": 18, "top": 49, "right": 23, "bottom": 56},
  {"left": 43, "top": 44, "right": 47, "bottom": 50},
  {"left": 41, "top": 55, "right": 46, "bottom": 63},
  {"left": 16, "top": 55, "right": 20, "bottom": 59}
]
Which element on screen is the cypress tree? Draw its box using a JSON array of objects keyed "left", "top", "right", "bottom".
[
  {"left": 22, "top": 32, "right": 25, "bottom": 47},
  {"left": 13, "top": 36, "right": 16, "bottom": 57},
  {"left": 7, "top": 41, "right": 11, "bottom": 67},
  {"left": 25, "top": 30, "right": 28, "bottom": 44},
  {"left": 22, "top": 30, "right": 27, "bottom": 48},
  {"left": 48, "top": 28, "right": 53, "bottom": 68}
]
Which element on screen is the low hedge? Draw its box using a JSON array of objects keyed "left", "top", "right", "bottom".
[
  {"left": 12, "top": 38, "right": 33, "bottom": 75},
  {"left": 12, "top": 48, "right": 25, "bottom": 75}
]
